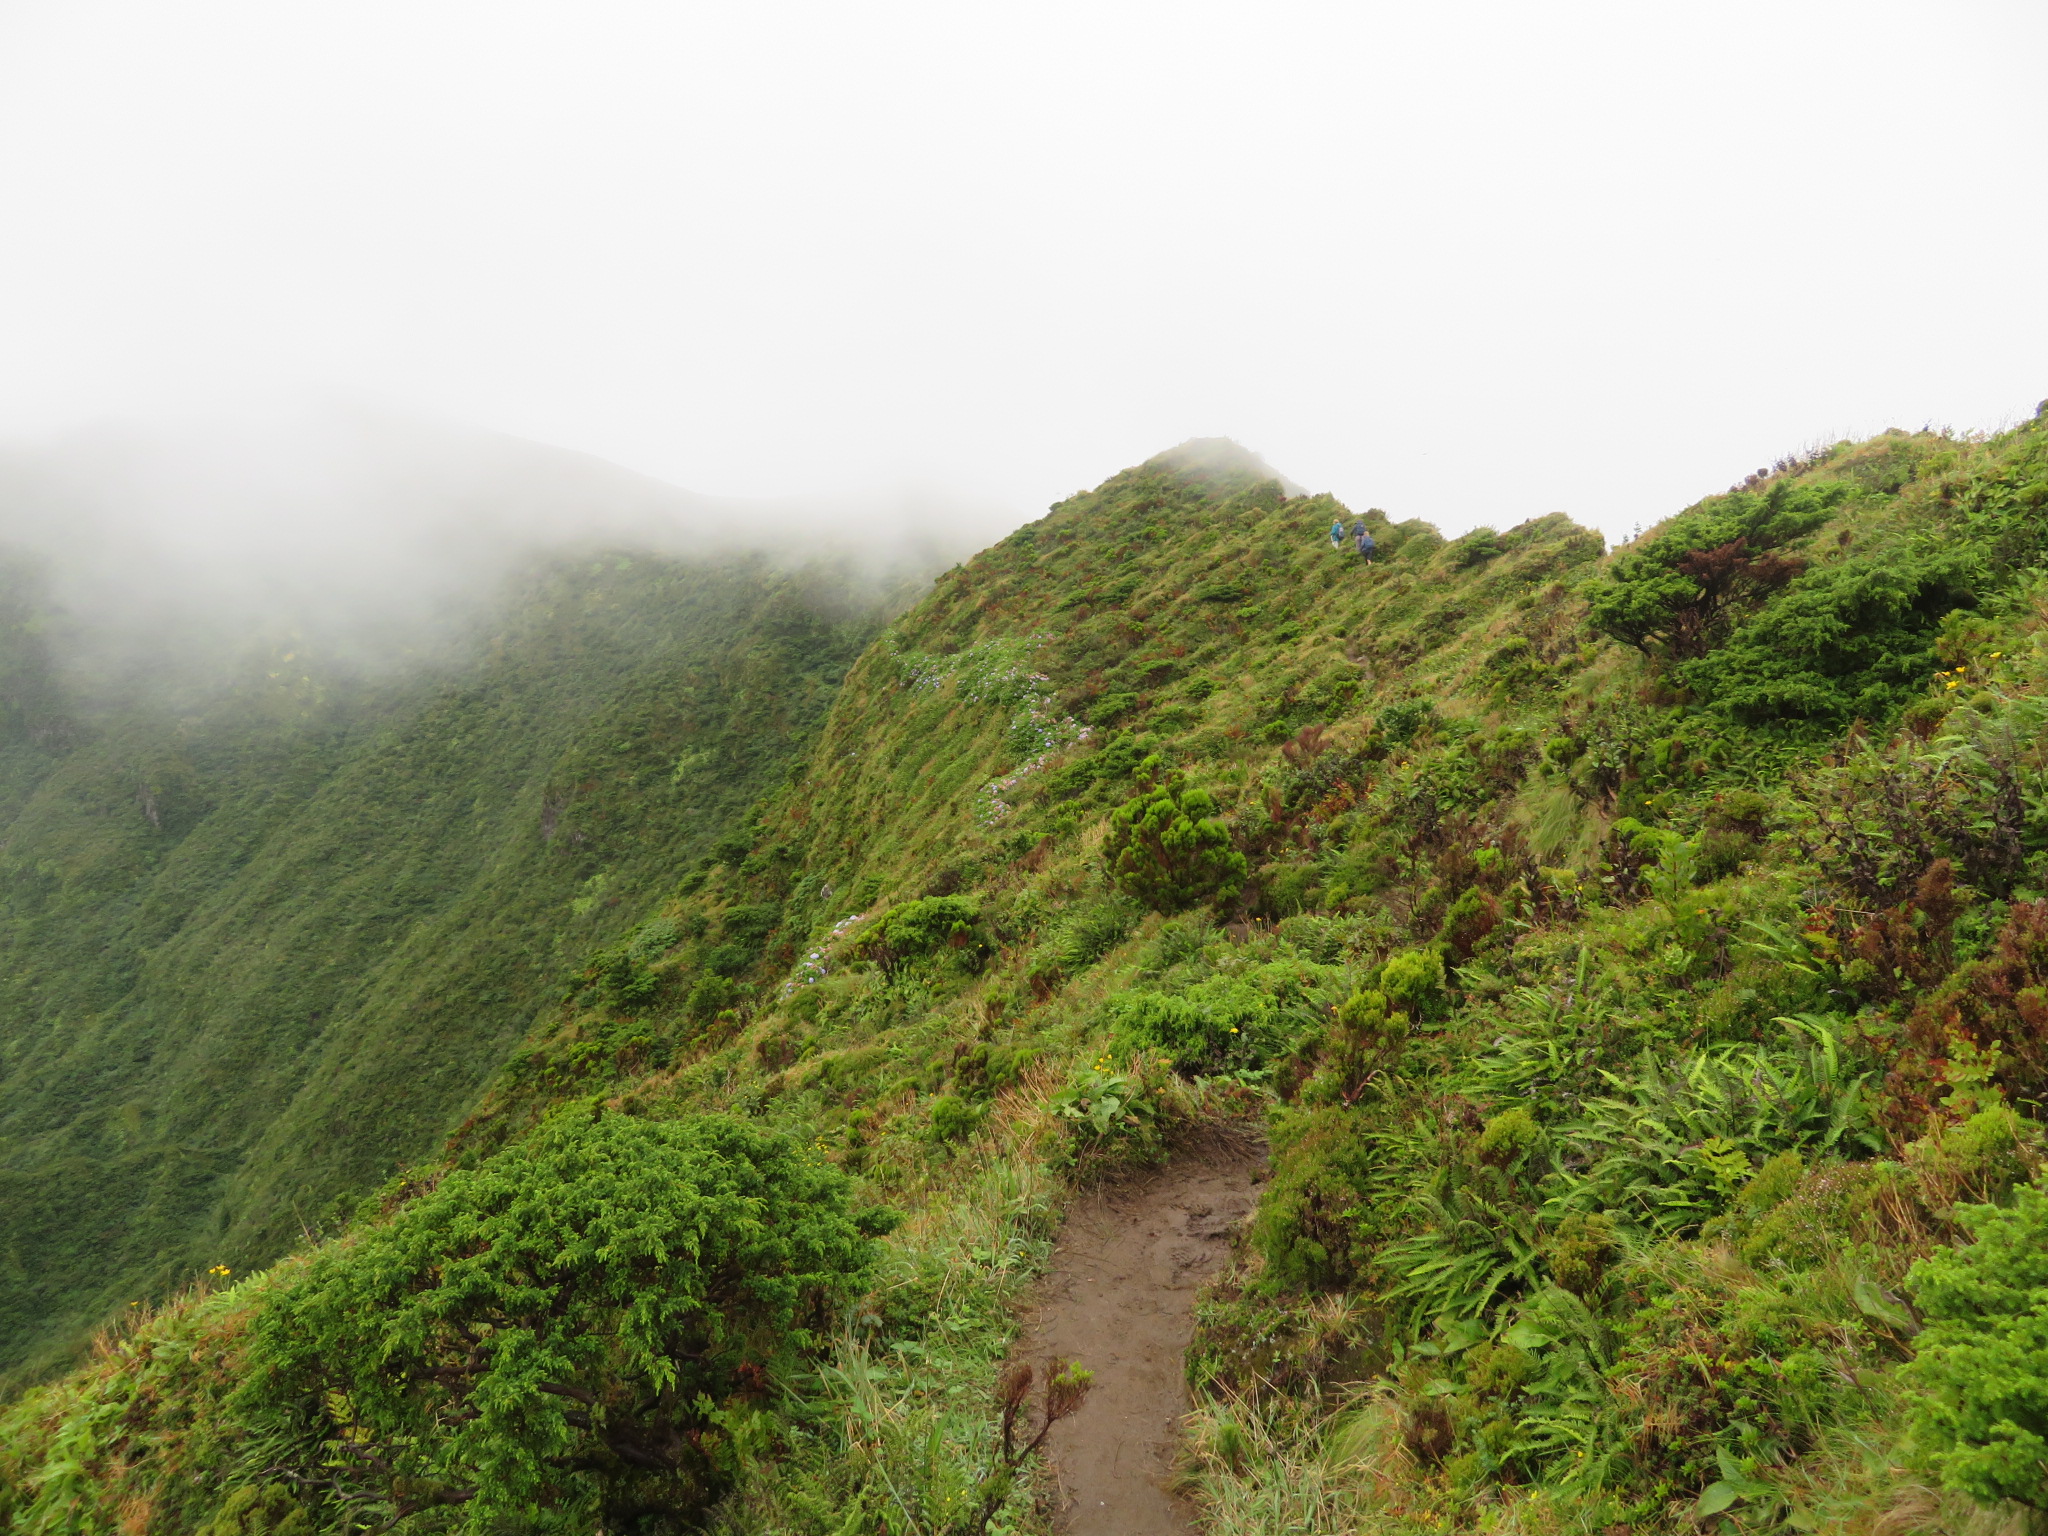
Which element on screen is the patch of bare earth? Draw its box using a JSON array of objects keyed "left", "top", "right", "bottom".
[{"left": 1012, "top": 1138, "right": 1267, "bottom": 1535}]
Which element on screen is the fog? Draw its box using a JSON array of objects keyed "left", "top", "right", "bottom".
[
  {"left": 0, "top": 405, "right": 1019, "bottom": 698},
  {"left": 0, "top": 1, "right": 2043, "bottom": 572}
]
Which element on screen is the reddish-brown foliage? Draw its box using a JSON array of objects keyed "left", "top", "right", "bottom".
[
  {"left": 1883, "top": 899, "right": 2048, "bottom": 1135},
  {"left": 1850, "top": 860, "right": 1962, "bottom": 1003}
]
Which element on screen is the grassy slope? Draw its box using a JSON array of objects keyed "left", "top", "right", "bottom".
[
  {"left": 6, "top": 416, "right": 2048, "bottom": 1534},
  {"left": 0, "top": 552, "right": 885, "bottom": 1384}
]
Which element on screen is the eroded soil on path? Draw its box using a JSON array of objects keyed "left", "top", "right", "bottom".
[{"left": 1012, "top": 1140, "right": 1267, "bottom": 1535}]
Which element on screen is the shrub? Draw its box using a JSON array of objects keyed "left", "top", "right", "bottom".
[
  {"left": 1377, "top": 946, "right": 1448, "bottom": 1021},
  {"left": 949, "top": 1041, "right": 1036, "bottom": 1101},
  {"left": 1677, "top": 549, "right": 1978, "bottom": 729},
  {"left": 1728, "top": 1149, "right": 1805, "bottom": 1229},
  {"left": 1709, "top": 1150, "right": 1896, "bottom": 1272},
  {"left": 1707, "top": 787, "right": 1777, "bottom": 838},
  {"left": 627, "top": 916, "right": 682, "bottom": 962},
  {"left": 1905, "top": 1102, "right": 2043, "bottom": 1208},
  {"left": 1436, "top": 885, "right": 1503, "bottom": 962},
  {"left": 1089, "top": 690, "right": 1140, "bottom": 726},
  {"left": 1694, "top": 823, "right": 1754, "bottom": 881},
  {"left": 927, "top": 1093, "right": 983, "bottom": 1144},
  {"left": 1049, "top": 894, "right": 1142, "bottom": 971},
  {"left": 721, "top": 902, "right": 783, "bottom": 946},
  {"left": 710, "top": 829, "right": 755, "bottom": 865},
  {"left": 1586, "top": 482, "right": 1839, "bottom": 660},
  {"left": 866, "top": 895, "right": 983, "bottom": 971},
  {"left": 685, "top": 972, "right": 737, "bottom": 1020},
  {"left": 1902, "top": 1179, "right": 2048, "bottom": 1513},
  {"left": 1298, "top": 987, "right": 1405, "bottom": 1106},
  {"left": 585, "top": 944, "right": 660, "bottom": 1008},
  {"left": 1103, "top": 976, "right": 1280, "bottom": 1076},
  {"left": 1897, "top": 901, "right": 2048, "bottom": 1116},
  {"left": 1103, "top": 757, "right": 1248, "bottom": 913},
  {"left": 239, "top": 1111, "right": 880, "bottom": 1531},
  {"left": 1251, "top": 1107, "right": 1378, "bottom": 1289},
  {"left": 1543, "top": 1211, "right": 1617, "bottom": 1297},
  {"left": 1477, "top": 1106, "right": 1546, "bottom": 1168},
  {"left": 1377, "top": 700, "right": 1435, "bottom": 745},
  {"left": 705, "top": 943, "right": 756, "bottom": 977},
  {"left": 1449, "top": 527, "right": 1503, "bottom": 568}
]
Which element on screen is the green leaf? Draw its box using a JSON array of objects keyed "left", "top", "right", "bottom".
[
  {"left": 1696, "top": 1481, "right": 1740, "bottom": 1516},
  {"left": 1502, "top": 1321, "right": 1555, "bottom": 1350},
  {"left": 1440, "top": 1317, "right": 1487, "bottom": 1354},
  {"left": 1853, "top": 1276, "right": 1918, "bottom": 1333}
]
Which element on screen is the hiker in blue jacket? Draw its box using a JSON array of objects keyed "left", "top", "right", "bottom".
[
  {"left": 1328, "top": 518, "right": 1344, "bottom": 550},
  {"left": 1353, "top": 523, "right": 1376, "bottom": 562}
]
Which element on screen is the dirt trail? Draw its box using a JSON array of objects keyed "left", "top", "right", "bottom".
[{"left": 1012, "top": 1141, "right": 1267, "bottom": 1535}]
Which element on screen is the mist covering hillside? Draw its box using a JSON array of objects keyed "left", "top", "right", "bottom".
[
  {"left": 0, "top": 409, "right": 1011, "bottom": 691},
  {"left": 4, "top": 411, "right": 2048, "bottom": 1535}
]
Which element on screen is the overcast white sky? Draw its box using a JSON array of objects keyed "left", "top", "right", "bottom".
[{"left": 0, "top": 0, "right": 2042, "bottom": 545}]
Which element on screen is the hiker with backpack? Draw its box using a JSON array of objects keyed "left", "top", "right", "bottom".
[
  {"left": 1353, "top": 522, "right": 1376, "bottom": 562},
  {"left": 1328, "top": 518, "right": 1344, "bottom": 550}
]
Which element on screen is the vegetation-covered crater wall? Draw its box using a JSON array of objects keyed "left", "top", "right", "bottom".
[{"left": 0, "top": 550, "right": 887, "bottom": 1383}]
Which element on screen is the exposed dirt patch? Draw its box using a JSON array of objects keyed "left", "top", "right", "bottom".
[{"left": 1012, "top": 1138, "right": 1267, "bottom": 1535}]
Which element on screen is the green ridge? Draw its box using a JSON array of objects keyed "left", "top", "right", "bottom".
[{"left": 6, "top": 415, "right": 2048, "bottom": 1534}]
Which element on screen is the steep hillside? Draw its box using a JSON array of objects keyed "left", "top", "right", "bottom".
[
  {"left": 0, "top": 549, "right": 888, "bottom": 1383},
  {"left": 6, "top": 412, "right": 2048, "bottom": 1536}
]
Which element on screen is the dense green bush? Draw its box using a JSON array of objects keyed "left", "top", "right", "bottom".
[
  {"left": 1047, "top": 893, "right": 1142, "bottom": 972},
  {"left": 585, "top": 943, "right": 662, "bottom": 1008},
  {"left": 1376, "top": 699, "right": 1436, "bottom": 745},
  {"left": 1102, "top": 756, "right": 1247, "bottom": 913},
  {"left": 866, "top": 895, "right": 982, "bottom": 970},
  {"left": 1376, "top": 945, "right": 1448, "bottom": 1021},
  {"left": 926, "top": 1093, "right": 983, "bottom": 1143},
  {"left": 1587, "top": 482, "right": 1842, "bottom": 659},
  {"left": 1677, "top": 549, "right": 1977, "bottom": 728},
  {"left": 1297, "top": 986, "right": 1405, "bottom": 1106},
  {"left": 685, "top": 971, "right": 738, "bottom": 1020},
  {"left": 1251, "top": 1107, "right": 1379, "bottom": 1289},
  {"left": 1903, "top": 1180, "right": 2048, "bottom": 1512},
  {"left": 1449, "top": 528, "right": 1503, "bottom": 568},
  {"left": 240, "top": 1110, "right": 881, "bottom": 1532},
  {"left": 1104, "top": 976, "right": 1282, "bottom": 1076}
]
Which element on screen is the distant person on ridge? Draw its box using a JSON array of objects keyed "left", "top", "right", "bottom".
[
  {"left": 1353, "top": 523, "right": 1376, "bottom": 562},
  {"left": 1328, "top": 518, "right": 1343, "bottom": 550}
]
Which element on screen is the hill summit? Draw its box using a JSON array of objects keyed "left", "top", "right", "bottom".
[{"left": 1144, "top": 436, "right": 1307, "bottom": 495}]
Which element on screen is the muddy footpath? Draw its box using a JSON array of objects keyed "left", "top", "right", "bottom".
[{"left": 1010, "top": 1141, "right": 1267, "bottom": 1535}]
